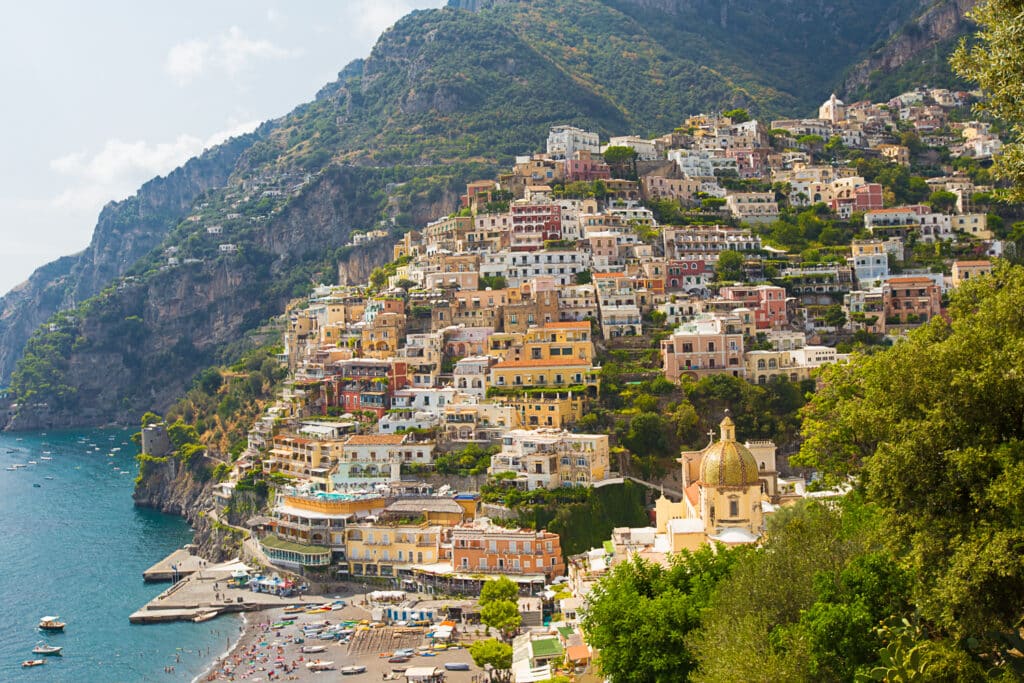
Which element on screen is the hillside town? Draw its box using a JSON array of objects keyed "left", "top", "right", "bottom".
[{"left": 140, "top": 86, "right": 1018, "bottom": 681}]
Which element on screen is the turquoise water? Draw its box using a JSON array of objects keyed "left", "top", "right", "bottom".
[{"left": 0, "top": 429, "right": 237, "bottom": 682}]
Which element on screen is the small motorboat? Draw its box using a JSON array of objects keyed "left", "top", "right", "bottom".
[
  {"left": 22, "top": 659, "right": 46, "bottom": 668},
  {"left": 38, "top": 616, "right": 66, "bottom": 631},
  {"left": 284, "top": 606, "right": 306, "bottom": 615},
  {"left": 445, "top": 662, "right": 471, "bottom": 671},
  {"left": 300, "top": 645, "right": 326, "bottom": 654},
  {"left": 32, "top": 642, "right": 62, "bottom": 656},
  {"left": 341, "top": 665, "right": 367, "bottom": 675},
  {"left": 305, "top": 659, "right": 335, "bottom": 671},
  {"left": 193, "top": 611, "right": 219, "bottom": 623},
  {"left": 32, "top": 483, "right": 41, "bottom": 487}
]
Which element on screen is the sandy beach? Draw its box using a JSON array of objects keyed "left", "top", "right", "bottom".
[{"left": 197, "top": 591, "right": 489, "bottom": 683}]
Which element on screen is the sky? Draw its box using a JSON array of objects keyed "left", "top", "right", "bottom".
[{"left": 0, "top": 0, "right": 445, "bottom": 294}]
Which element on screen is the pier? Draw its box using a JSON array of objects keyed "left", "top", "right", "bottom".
[
  {"left": 142, "top": 545, "right": 205, "bottom": 582},
  {"left": 131, "top": 556, "right": 303, "bottom": 624}
]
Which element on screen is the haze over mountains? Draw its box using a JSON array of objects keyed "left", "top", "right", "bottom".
[{"left": 0, "top": 0, "right": 973, "bottom": 427}]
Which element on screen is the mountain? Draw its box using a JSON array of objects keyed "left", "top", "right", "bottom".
[{"left": 1, "top": 0, "right": 976, "bottom": 428}]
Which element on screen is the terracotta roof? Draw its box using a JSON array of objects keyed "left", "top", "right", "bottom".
[
  {"left": 542, "top": 321, "right": 590, "bottom": 329},
  {"left": 344, "top": 434, "right": 407, "bottom": 446},
  {"left": 493, "top": 358, "right": 592, "bottom": 369},
  {"left": 566, "top": 645, "right": 591, "bottom": 662},
  {"left": 954, "top": 260, "right": 991, "bottom": 267},
  {"left": 685, "top": 483, "right": 700, "bottom": 507},
  {"left": 887, "top": 277, "right": 935, "bottom": 285},
  {"left": 592, "top": 272, "right": 626, "bottom": 278},
  {"left": 866, "top": 208, "right": 915, "bottom": 214}
]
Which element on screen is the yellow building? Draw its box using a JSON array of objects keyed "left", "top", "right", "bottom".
[
  {"left": 654, "top": 413, "right": 770, "bottom": 552},
  {"left": 267, "top": 435, "right": 346, "bottom": 487},
  {"left": 495, "top": 392, "right": 586, "bottom": 428},
  {"left": 951, "top": 260, "right": 993, "bottom": 287},
  {"left": 345, "top": 522, "right": 442, "bottom": 579},
  {"left": 490, "top": 358, "right": 599, "bottom": 392}
]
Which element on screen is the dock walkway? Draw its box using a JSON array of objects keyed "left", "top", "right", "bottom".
[
  {"left": 142, "top": 545, "right": 205, "bottom": 582},
  {"left": 131, "top": 555, "right": 303, "bottom": 624}
]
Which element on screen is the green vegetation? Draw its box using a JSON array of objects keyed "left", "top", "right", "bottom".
[
  {"left": 470, "top": 639, "right": 513, "bottom": 683},
  {"left": 479, "top": 576, "right": 522, "bottom": 642},
  {"left": 952, "top": 0, "right": 1024, "bottom": 201},
  {"left": 583, "top": 545, "right": 744, "bottom": 682}
]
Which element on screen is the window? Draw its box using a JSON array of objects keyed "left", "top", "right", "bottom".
[{"left": 729, "top": 499, "right": 739, "bottom": 517}]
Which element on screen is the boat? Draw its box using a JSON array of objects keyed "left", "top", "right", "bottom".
[
  {"left": 6, "top": 466, "right": 17, "bottom": 471},
  {"left": 38, "top": 616, "right": 65, "bottom": 631},
  {"left": 22, "top": 660, "right": 45, "bottom": 668},
  {"left": 445, "top": 662, "right": 471, "bottom": 671},
  {"left": 44, "top": 476, "right": 54, "bottom": 480},
  {"left": 32, "top": 642, "right": 62, "bottom": 656},
  {"left": 284, "top": 606, "right": 306, "bottom": 615},
  {"left": 300, "top": 645, "right": 326, "bottom": 654},
  {"left": 341, "top": 665, "right": 367, "bottom": 675},
  {"left": 40, "top": 456, "right": 52, "bottom": 460},
  {"left": 305, "top": 660, "right": 335, "bottom": 671},
  {"left": 193, "top": 611, "right": 219, "bottom": 623},
  {"left": 33, "top": 483, "right": 41, "bottom": 487}
]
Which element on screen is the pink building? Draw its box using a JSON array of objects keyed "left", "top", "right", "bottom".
[{"left": 718, "top": 285, "right": 788, "bottom": 329}]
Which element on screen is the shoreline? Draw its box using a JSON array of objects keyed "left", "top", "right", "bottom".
[{"left": 192, "top": 612, "right": 247, "bottom": 683}]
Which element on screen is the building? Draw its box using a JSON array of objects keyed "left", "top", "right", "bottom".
[
  {"left": 849, "top": 240, "right": 890, "bottom": 286},
  {"left": 452, "top": 521, "right": 565, "bottom": 580},
  {"left": 488, "top": 429, "right": 610, "bottom": 489},
  {"left": 331, "top": 434, "right": 435, "bottom": 486},
  {"left": 345, "top": 522, "right": 443, "bottom": 579},
  {"left": 883, "top": 276, "right": 942, "bottom": 325},
  {"left": 661, "top": 314, "right": 746, "bottom": 382},
  {"left": 718, "top": 285, "right": 788, "bottom": 329},
  {"left": 951, "top": 260, "right": 993, "bottom": 287},
  {"left": 725, "top": 192, "right": 779, "bottom": 223},
  {"left": 547, "top": 125, "right": 600, "bottom": 160},
  {"left": 653, "top": 414, "right": 771, "bottom": 552}
]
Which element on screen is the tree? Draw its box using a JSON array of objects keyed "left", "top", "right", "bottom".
[
  {"left": 928, "top": 190, "right": 958, "bottom": 214},
  {"left": 470, "top": 639, "right": 513, "bottom": 683},
  {"left": 479, "top": 274, "right": 507, "bottom": 290},
  {"left": 952, "top": 0, "right": 1024, "bottom": 201},
  {"left": 480, "top": 576, "right": 519, "bottom": 606},
  {"left": 574, "top": 269, "right": 592, "bottom": 285},
  {"left": 582, "top": 547, "right": 742, "bottom": 683},
  {"left": 604, "top": 146, "right": 639, "bottom": 180},
  {"left": 822, "top": 304, "right": 847, "bottom": 331},
  {"left": 794, "top": 263, "right": 1024, "bottom": 643},
  {"left": 714, "top": 250, "right": 745, "bottom": 282},
  {"left": 480, "top": 599, "right": 522, "bottom": 641},
  {"left": 722, "top": 108, "right": 751, "bottom": 124},
  {"left": 621, "top": 412, "right": 669, "bottom": 459}
]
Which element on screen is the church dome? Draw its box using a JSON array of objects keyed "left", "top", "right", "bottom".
[{"left": 699, "top": 414, "right": 760, "bottom": 487}]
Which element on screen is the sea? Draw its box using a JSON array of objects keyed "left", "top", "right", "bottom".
[{"left": 0, "top": 429, "right": 237, "bottom": 682}]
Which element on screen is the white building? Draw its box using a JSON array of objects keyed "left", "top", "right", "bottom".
[
  {"left": 489, "top": 429, "right": 610, "bottom": 489},
  {"left": 547, "top": 125, "right": 600, "bottom": 160}
]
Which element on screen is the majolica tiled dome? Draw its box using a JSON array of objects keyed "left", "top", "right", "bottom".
[{"left": 699, "top": 413, "right": 759, "bottom": 487}]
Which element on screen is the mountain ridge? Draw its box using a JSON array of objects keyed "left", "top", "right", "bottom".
[{"left": 1, "top": 0, "right": 977, "bottom": 426}]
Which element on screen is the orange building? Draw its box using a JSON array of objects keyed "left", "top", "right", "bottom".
[{"left": 452, "top": 522, "right": 565, "bottom": 581}]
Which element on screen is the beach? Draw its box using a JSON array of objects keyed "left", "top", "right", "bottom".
[{"left": 198, "top": 590, "right": 489, "bottom": 682}]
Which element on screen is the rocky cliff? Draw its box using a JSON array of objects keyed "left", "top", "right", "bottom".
[
  {"left": 133, "top": 454, "right": 245, "bottom": 562},
  {"left": 0, "top": 134, "right": 256, "bottom": 385},
  {"left": 841, "top": 0, "right": 976, "bottom": 97}
]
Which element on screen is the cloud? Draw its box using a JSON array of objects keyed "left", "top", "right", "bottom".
[
  {"left": 164, "top": 26, "right": 296, "bottom": 86},
  {"left": 48, "top": 120, "right": 260, "bottom": 212},
  {"left": 165, "top": 40, "right": 210, "bottom": 86}
]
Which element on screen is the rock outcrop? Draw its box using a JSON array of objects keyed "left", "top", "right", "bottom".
[
  {"left": 133, "top": 454, "right": 244, "bottom": 562},
  {"left": 0, "top": 135, "right": 255, "bottom": 384}
]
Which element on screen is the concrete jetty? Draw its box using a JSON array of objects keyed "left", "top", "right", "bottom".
[
  {"left": 142, "top": 545, "right": 205, "bottom": 582},
  {"left": 131, "top": 557, "right": 301, "bottom": 624}
]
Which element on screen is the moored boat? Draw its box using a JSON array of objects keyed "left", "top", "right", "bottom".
[
  {"left": 341, "top": 665, "right": 367, "bottom": 675},
  {"left": 38, "top": 616, "right": 65, "bottom": 631},
  {"left": 300, "top": 645, "right": 326, "bottom": 654},
  {"left": 305, "top": 659, "right": 335, "bottom": 671},
  {"left": 32, "top": 642, "right": 62, "bottom": 656},
  {"left": 193, "top": 611, "right": 219, "bottom": 623},
  {"left": 22, "top": 659, "right": 46, "bottom": 668}
]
